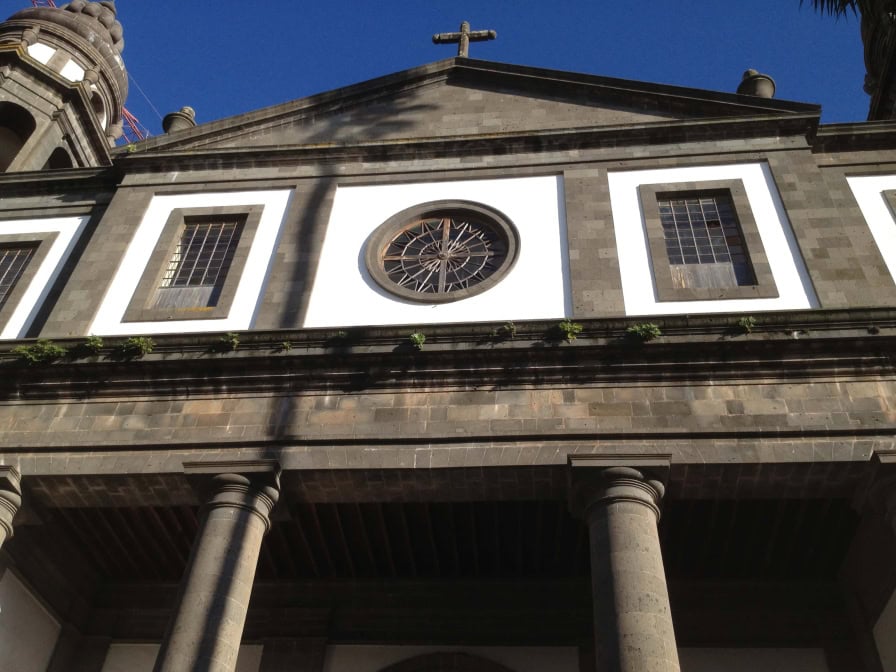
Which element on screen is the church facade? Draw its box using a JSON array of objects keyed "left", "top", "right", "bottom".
[{"left": 2, "top": 3, "right": 896, "bottom": 672}]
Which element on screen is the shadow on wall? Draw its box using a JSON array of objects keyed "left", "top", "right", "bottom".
[{"left": 264, "top": 91, "right": 438, "bottom": 444}]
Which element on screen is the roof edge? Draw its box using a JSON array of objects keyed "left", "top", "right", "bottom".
[
  {"left": 114, "top": 113, "right": 819, "bottom": 169},
  {"left": 131, "top": 57, "right": 821, "bottom": 152}
]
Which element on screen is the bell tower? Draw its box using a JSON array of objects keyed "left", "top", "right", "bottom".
[{"left": 0, "top": 0, "right": 128, "bottom": 171}]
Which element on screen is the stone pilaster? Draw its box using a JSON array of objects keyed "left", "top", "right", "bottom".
[
  {"left": 0, "top": 466, "right": 22, "bottom": 550},
  {"left": 570, "top": 461, "right": 679, "bottom": 672},
  {"left": 154, "top": 471, "right": 280, "bottom": 672}
]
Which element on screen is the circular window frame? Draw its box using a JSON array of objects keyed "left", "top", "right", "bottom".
[{"left": 364, "top": 199, "right": 520, "bottom": 304}]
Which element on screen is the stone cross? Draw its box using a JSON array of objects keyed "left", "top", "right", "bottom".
[{"left": 432, "top": 21, "right": 496, "bottom": 58}]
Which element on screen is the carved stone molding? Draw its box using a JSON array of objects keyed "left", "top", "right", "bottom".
[{"left": 0, "top": 466, "right": 22, "bottom": 549}]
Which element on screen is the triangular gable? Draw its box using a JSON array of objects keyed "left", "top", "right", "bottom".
[{"left": 129, "top": 58, "right": 820, "bottom": 153}]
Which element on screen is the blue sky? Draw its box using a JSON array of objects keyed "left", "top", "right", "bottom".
[{"left": 96, "top": 1, "right": 868, "bottom": 137}]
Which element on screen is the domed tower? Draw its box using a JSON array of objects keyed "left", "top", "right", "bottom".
[{"left": 0, "top": 1, "right": 128, "bottom": 171}]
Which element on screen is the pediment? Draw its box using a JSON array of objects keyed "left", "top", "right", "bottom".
[{"left": 131, "top": 59, "right": 819, "bottom": 154}]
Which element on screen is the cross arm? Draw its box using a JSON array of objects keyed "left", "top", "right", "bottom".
[
  {"left": 433, "top": 31, "right": 462, "bottom": 44},
  {"left": 468, "top": 29, "right": 497, "bottom": 42}
]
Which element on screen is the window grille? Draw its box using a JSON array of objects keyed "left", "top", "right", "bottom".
[
  {"left": 0, "top": 244, "right": 36, "bottom": 310},
  {"left": 658, "top": 193, "right": 755, "bottom": 289},
  {"left": 154, "top": 218, "right": 243, "bottom": 309}
]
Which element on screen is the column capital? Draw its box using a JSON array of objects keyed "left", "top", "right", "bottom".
[
  {"left": 0, "top": 465, "right": 21, "bottom": 494},
  {"left": 208, "top": 472, "right": 280, "bottom": 533},
  {"left": 184, "top": 461, "right": 281, "bottom": 534},
  {"left": 0, "top": 466, "right": 22, "bottom": 545},
  {"left": 568, "top": 456, "right": 670, "bottom": 522}
]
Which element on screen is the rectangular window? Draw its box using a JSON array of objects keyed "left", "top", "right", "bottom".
[
  {"left": 123, "top": 205, "right": 263, "bottom": 323},
  {"left": 0, "top": 244, "right": 37, "bottom": 311},
  {"left": 638, "top": 180, "right": 778, "bottom": 302},
  {"left": 658, "top": 192, "right": 756, "bottom": 289},
  {"left": 153, "top": 217, "right": 244, "bottom": 310}
]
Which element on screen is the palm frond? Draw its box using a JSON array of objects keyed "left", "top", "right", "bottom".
[
  {"left": 801, "top": 0, "right": 896, "bottom": 19},
  {"left": 800, "top": 0, "right": 860, "bottom": 16}
]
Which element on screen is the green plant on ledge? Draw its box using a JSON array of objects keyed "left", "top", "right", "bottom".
[
  {"left": 219, "top": 332, "right": 240, "bottom": 352},
  {"left": 12, "top": 339, "right": 67, "bottom": 364},
  {"left": 279, "top": 341, "right": 293, "bottom": 352},
  {"left": 116, "top": 336, "right": 155, "bottom": 358},
  {"left": 491, "top": 321, "right": 517, "bottom": 340},
  {"left": 82, "top": 335, "right": 104, "bottom": 354},
  {"left": 626, "top": 322, "right": 662, "bottom": 342},
  {"left": 556, "top": 319, "right": 583, "bottom": 342},
  {"left": 736, "top": 316, "right": 757, "bottom": 334},
  {"left": 68, "top": 334, "right": 104, "bottom": 359},
  {"left": 408, "top": 331, "right": 426, "bottom": 350}
]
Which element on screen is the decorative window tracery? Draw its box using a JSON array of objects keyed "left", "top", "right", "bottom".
[{"left": 365, "top": 200, "right": 520, "bottom": 303}]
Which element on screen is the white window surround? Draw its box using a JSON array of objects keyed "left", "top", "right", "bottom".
[
  {"left": 0, "top": 216, "right": 89, "bottom": 340},
  {"left": 847, "top": 175, "right": 896, "bottom": 285},
  {"left": 89, "top": 190, "right": 292, "bottom": 336},
  {"left": 608, "top": 162, "right": 818, "bottom": 316},
  {"left": 303, "top": 175, "right": 571, "bottom": 328}
]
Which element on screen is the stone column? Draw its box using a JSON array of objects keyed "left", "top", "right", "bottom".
[
  {"left": 570, "top": 464, "right": 680, "bottom": 672},
  {"left": 0, "top": 467, "right": 22, "bottom": 550},
  {"left": 154, "top": 472, "right": 280, "bottom": 672}
]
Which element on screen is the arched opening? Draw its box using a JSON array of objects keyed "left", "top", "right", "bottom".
[
  {"left": 0, "top": 103, "right": 37, "bottom": 172},
  {"left": 378, "top": 652, "right": 516, "bottom": 672},
  {"left": 43, "top": 147, "right": 73, "bottom": 170},
  {"left": 90, "top": 90, "right": 107, "bottom": 129}
]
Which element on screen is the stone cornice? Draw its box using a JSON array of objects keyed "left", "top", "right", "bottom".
[
  {"left": 2, "top": 308, "right": 896, "bottom": 400},
  {"left": 113, "top": 113, "right": 819, "bottom": 172},
  {"left": 815, "top": 119, "right": 896, "bottom": 151}
]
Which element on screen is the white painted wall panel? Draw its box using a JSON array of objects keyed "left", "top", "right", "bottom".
[
  {"left": 89, "top": 190, "right": 292, "bottom": 336},
  {"left": 323, "top": 645, "right": 578, "bottom": 672},
  {"left": 0, "top": 570, "right": 61, "bottom": 672},
  {"left": 303, "top": 176, "right": 571, "bottom": 328},
  {"left": 609, "top": 162, "right": 818, "bottom": 316},
  {"left": 0, "top": 216, "right": 89, "bottom": 340},
  {"left": 847, "top": 175, "right": 896, "bottom": 288}
]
